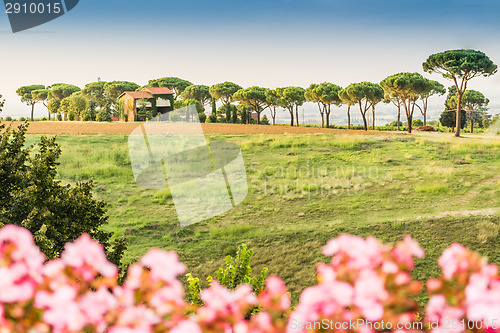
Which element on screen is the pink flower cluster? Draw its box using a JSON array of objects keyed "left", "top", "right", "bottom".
[
  {"left": 0, "top": 225, "right": 290, "bottom": 332},
  {"left": 288, "top": 235, "right": 424, "bottom": 333},
  {"left": 426, "top": 243, "right": 500, "bottom": 333},
  {"left": 2, "top": 225, "right": 500, "bottom": 333}
]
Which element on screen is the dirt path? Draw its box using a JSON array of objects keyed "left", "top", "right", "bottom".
[
  {"left": 5, "top": 121, "right": 404, "bottom": 136},
  {"left": 388, "top": 208, "right": 499, "bottom": 224},
  {"left": 415, "top": 208, "right": 499, "bottom": 220}
]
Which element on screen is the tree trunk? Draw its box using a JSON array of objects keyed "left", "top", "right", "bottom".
[
  {"left": 397, "top": 105, "right": 401, "bottom": 131},
  {"left": 470, "top": 115, "right": 474, "bottom": 134},
  {"left": 455, "top": 93, "right": 462, "bottom": 137},
  {"left": 408, "top": 116, "right": 412, "bottom": 134},
  {"left": 320, "top": 112, "right": 324, "bottom": 128},
  {"left": 326, "top": 104, "right": 331, "bottom": 128},
  {"left": 48, "top": 109, "right": 51, "bottom": 121},
  {"left": 257, "top": 110, "right": 261, "bottom": 125},
  {"left": 360, "top": 103, "right": 368, "bottom": 131},
  {"left": 362, "top": 114, "right": 368, "bottom": 131},
  {"left": 423, "top": 98, "right": 428, "bottom": 126},
  {"left": 347, "top": 105, "right": 351, "bottom": 130},
  {"left": 295, "top": 106, "right": 299, "bottom": 127},
  {"left": 372, "top": 105, "right": 375, "bottom": 130},
  {"left": 289, "top": 109, "right": 294, "bottom": 126},
  {"left": 271, "top": 106, "right": 276, "bottom": 125},
  {"left": 31, "top": 104, "right": 35, "bottom": 121}
]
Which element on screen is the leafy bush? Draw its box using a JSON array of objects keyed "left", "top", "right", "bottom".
[
  {"left": 96, "top": 109, "right": 112, "bottom": 122},
  {"left": 198, "top": 112, "right": 207, "bottom": 123},
  {"left": 440, "top": 109, "right": 466, "bottom": 129},
  {"left": 186, "top": 244, "right": 268, "bottom": 306},
  {"left": 208, "top": 113, "right": 217, "bottom": 123},
  {"left": 81, "top": 108, "right": 96, "bottom": 121},
  {"left": 260, "top": 115, "right": 270, "bottom": 125},
  {"left": 0, "top": 122, "right": 126, "bottom": 265},
  {"left": 412, "top": 119, "right": 424, "bottom": 127},
  {"left": 19, "top": 117, "right": 26, "bottom": 121},
  {"left": 5, "top": 116, "right": 12, "bottom": 121}
]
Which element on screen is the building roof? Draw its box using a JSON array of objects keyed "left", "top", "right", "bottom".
[
  {"left": 142, "top": 87, "right": 174, "bottom": 95},
  {"left": 119, "top": 91, "right": 154, "bottom": 99}
]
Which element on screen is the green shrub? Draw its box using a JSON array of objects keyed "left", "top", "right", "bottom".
[
  {"left": 412, "top": 119, "right": 424, "bottom": 127},
  {"left": 198, "top": 112, "right": 207, "bottom": 123},
  {"left": 4, "top": 116, "right": 12, "bottom": 121},
  {"left": 96, "top": 109, "right": 112, "bottom": 122},
  {"left": 260, "top": 115, "right": 270, "bottom": 125},
  {"left": 0, "top": 122, "right": 127, "bottom": 266},
  {"left": 186, "top": 273, "right": 204, "bottom": 306},
  {"left": 81, "top": 108, "right": 96, "bottom": 122},
  {"left": 186, "top": 244, "right": 268, "bottom": 305},
  {"left": 208, "top": 113, "right": 217, "bottom": 123}
]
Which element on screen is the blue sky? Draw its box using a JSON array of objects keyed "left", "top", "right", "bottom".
[{"left": 1, "top": 0, "right": 500, "bottom": 123}]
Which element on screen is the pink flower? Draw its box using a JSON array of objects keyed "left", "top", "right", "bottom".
[
  {"left": 354, "top": 269, "right": 388, "bottom": 321},
  {"left": 426, "top": 295, "right": 446, "bottom": 322},
  {"left": 35, "top": 285, "right": 86, "bottom": 332},
  {"left": 382, "top": 260, "right": 399, "bottom": 274},
  {"left": 0, "top": 225, "right": 45, "bottom": 303},
  {"left": 394, "top": 272, "right": 411, "bottom": 285},
  {"left": 392, "top": 236, "right": 425, "bottom": 269},
  {"left": 199, "top": 282, "right": 257, "bottom": 323},
  {"left": 0, "top": 225, "right": 45, "bottom": 267},
  {"left": 426, "top": 278, "right": 442, "bottom": 292},
  {"left": 0, "top": 267, "right": 37, "bottom": 303},
  {"left": 149, "top": 282, "right": 186, "bottom": 315},
  {"left": 61, "top": 233, "right": 117, "bottom": 281},
  {"left": 109, "top": 305, "right": 160, "bottom": 332},
  {"left": 438, "top": 243, "right": 469, "bottom": 280},
  {"left": 79, "top": 287, "right": 117, "bottom": 329},
  {"left": 266, "top": 275, "right": 287, "bottom": 295},
  {"left": 465, "top": 272, "right": 500, "bottom": 325},
  {"left": 170, "top": 320, "right": 202, "bottom": 333},
  {"left": 259, "top": 275, "right": 291, "bottom": 311},
  {"left": 253, "top": 311, "right": 273, "bottom": 332},
  {"left": 139, "top": 249, "right": 186, "bottom": 283},
  {"left": 323, "top": 235, "right": 386, "bottom": 270},
  {"left": 426, "top": 294, "right": 464, "bottom": 332}
]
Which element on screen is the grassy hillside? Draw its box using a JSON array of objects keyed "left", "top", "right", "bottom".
[{"left": 25, "top": 132, "right": 500, "bottom": 303}]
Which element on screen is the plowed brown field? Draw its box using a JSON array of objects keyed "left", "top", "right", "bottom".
[{"left": 7, "top": 121, "right": 402, "bottom": 136}]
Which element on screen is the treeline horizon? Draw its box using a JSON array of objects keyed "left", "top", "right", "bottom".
[{"left": 3, "top": 49, "right": 498, "bottom": 136}]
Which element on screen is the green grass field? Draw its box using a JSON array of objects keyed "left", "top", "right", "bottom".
[{"left": 25, "top": 132, "right": 500, "bottom": 303}]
